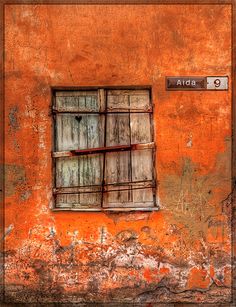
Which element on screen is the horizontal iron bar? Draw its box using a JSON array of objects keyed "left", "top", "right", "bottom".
[
  {"left": 53, "top": 142, "right": 155, "bottom": 158},
  {"left": 53, "top": 109, "right": 152, "bottom": 114},
  {"left": 52, "top": 207, "right": 159, "bottom": 212},
  {"left": 54, "top": 179, "right": 154, "bottom": 190},
  {"left": 54, "top": 185, "right": 156, "bottom": 195}
]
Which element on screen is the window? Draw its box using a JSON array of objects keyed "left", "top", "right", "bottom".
[{"left": 52, "top": 88, "right": 157, "bottom": 211}]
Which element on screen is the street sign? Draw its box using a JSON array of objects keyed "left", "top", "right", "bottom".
[{"left": 166, "top": 76, "right": 228, "bottom": 91}]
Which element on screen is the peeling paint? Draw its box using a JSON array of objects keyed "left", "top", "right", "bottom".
[{"left": 4, "top": 4, "right": 232, "bottom": 304}]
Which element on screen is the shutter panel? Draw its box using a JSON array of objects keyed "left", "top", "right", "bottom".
[
  {"left": 55, "top": 91, "right": 104, "bottom": 208},
  {"left": 104, "top": 90, "right": 155, "bottom": 208}
]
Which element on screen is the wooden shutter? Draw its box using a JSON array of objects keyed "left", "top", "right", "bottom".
[
  {"left": 53, "top": 89, "right": 156, "bottom": 210},
  {"left": 54, "top": 91, "right": 104, "bottom": 209},
  {"left": 103, "top": 90, "right": 155, "bottom": 208}
]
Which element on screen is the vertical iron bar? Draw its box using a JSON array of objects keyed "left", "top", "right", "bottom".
[
  {"left": 101, "top": 90, "right": 107, "bottom": 207},
  {"left": 53, "top": 94, "right": 58, "bottom": 207},
  {"left": 149, "top": 89, "right": 157, "bottom": 207},
  {"left": 128, "top": 95, "right": 133, "bottom": 202},
  {"left": 77, "top": 95, "right": 80, "bottom": 205}
]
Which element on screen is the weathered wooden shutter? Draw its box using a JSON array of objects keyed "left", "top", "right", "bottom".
[
  {"left": 104, "top": 90, "right": 155, "bottom": 208},
  {"left": 53, "top": 89, "right": 156, "bottom": 210},
  {"left": 54, "top": 91, "right": 104, "bottom": 209}
]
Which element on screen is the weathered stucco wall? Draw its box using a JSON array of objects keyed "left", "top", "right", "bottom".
[{"left": 4, "top": 4, "right": 232, "bottom": 304}]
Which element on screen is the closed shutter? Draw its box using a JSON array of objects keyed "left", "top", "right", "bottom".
[{"left": 53, "top": 88, "right": 156, "bottom": 210}]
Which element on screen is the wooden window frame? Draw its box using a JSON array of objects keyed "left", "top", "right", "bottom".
[{"left": 51, "top": 86, "right": 159, "bottom": 212}]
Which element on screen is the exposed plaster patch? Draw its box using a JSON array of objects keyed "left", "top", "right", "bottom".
[
  {"left": 13, "top": 139, "right": 20, "bottom": 152},
  {"left": 38, "top": 124, "right": 46, "bottom": 149},
  {"left": 20, "top": 190, "right": 31, "bottom": 201},
  {"left": 9, "top": 106, "right": 19, "bottom": 132},
  {"left": 4, "top": 164, "right": 31, "bottom": 198},
  {"left": 100, "top": 227, "right": 107, "bottom": 244},
  {"left": 2, "top": 224, "right": 14, "bottom": 241},
  {"left": 132, "top": 253, "right": 159, "bottom": 269},
  {"left": 32, "top": 67, "right": 63, "bottom": 82},
  {"left": 107, "top": 212, "right": 151, "bottom": 224},
  {"left": 47, "top": 227, "right": 56, "bottom": 239},
  {"left": 116, "top": 230, "right": 138, "bottom": 244},
  {"left": 186, "top": 134, "right": 193, "bottom": 148}
]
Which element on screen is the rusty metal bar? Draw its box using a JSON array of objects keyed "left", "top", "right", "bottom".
[
  {"left": 52, "top": 108, "right": 152, "bottom": 114},
  {"left": 54, "top": 185, "right": 156, "bottom": 195},
  {"left": 54, "top": 179, "right": 154, "bottom": 191},
  {"left": 128, "top": 95, "right": 133, "bottom": 202},
  {"left": 52, "top": 207, "right": 159, "bottom": 212},
  {"left": 52, "top": 142, "right": 155, "bottom": 158},
  {"left": 100, "top": 89, "right": 107, "bottom": 208}
]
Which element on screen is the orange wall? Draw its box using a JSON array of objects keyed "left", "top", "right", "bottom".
[{"left": 4, "top": 4, "right": 232, "bottom": 303}]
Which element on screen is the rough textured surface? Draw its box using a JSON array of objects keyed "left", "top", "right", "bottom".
[{"left": 4, "top": 4, "right": 232, "bottom": 304}]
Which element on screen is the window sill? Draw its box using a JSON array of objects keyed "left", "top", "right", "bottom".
[{"left": 51, "top": 207, "right": 160, "bottom": 212}]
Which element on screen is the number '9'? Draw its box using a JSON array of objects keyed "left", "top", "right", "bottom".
[{"left": 214, "top": 79, "right": 221, "bottom": 88}]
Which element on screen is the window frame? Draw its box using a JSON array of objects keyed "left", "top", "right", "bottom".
[{"left": 51, "top": 86, "right": 159, "bottom": 212}]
